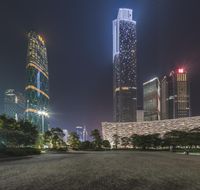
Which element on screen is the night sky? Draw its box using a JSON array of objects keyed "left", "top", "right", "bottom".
[{"left": 0, "top": 0, "right": 200, "bottom": 133}]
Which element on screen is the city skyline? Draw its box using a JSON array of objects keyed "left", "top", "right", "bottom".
[{"left": 0, "top": 0, "right": 200, "bottom": 132}]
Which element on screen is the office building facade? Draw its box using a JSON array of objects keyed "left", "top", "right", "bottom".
[
  {"left": 76, "top": 126, "right": 88, "bottom": 142},
  {"left": 143, "top": 77, "right": 160, "bottom": 121},
  {"left": 160, "top": 68, "right": 190, "bottom": 119},
  {"left": 160, "top": 76, "right": 169, "bottom": 120},
  {"left": 168, "top": 68, "right": 190, "bottom": 118},
  {"left": 25, "top": 31, "right": 49, "bottom": 133},
  {"left": 4, "top": 89, "right": 25, "bottom": 121},
  {"left": 113, "top": 8, "right": 137, "bottom": 122}
]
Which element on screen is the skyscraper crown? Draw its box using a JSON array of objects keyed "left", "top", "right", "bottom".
[{"left": 117, "top": 8, "right": 133, "bottom": 21}]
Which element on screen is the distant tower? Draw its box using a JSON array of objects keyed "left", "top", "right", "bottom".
[
  {"left": 25, "top": 31, "right": 49, "bottom": 133},
  {"left": 143, "top": 78, "right": 160, "bottom": 121},
  {"left": 83, "top": 126, "right": 88, "bottom": 141},
  {"left": 63, "top": 129, "right": 69, "bottom": 143},
  {"left": 168, "top": 68, "right": 190, "bottom": 118},
  {"left": 76, "top": 126, "right": 84, "bottom": 142},
  {"left": 160, "top": 76, "right": 169, "bottom": 120},
  {"left": 4, "top": 89, "right": 25, "bottom": 121},
  {"left": 113, "top": 8, "right": 137, "bottom": 122}
]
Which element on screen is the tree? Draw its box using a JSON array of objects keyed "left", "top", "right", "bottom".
[
  {"left": 44, "top": 130, "right": 53, "bottom": 147},
  {"left": 0, "top": 116, "right": 38, "bottom": 148},
  {"left": 35, "top": 134, "right": 44, "bottom": 149},
  {"left": 18, "top": 120, "right": 38, "bottom": 146},
  {"left": 112, "top": 134, "right": 120, "bottom": 149},
  {"left": 67, "top": 132, "right": 80, "bottom": 150},
  {"left": 130, "top": 134, "right": 162, "bottom": 150},
  {"left": 121, "top": 137, "right": 130, "bottom": 148},
  {"left": 148, "top": 134, "right": 162, "bottom": 149},
  {"left": 130, "top": 134, "right": 142, "bottom": 149},
  {"left": 91, "top": 129, "right": 102, "bottom": 150},
  {"left": 44, "top": 128, "right": 66, "bottom": 149},
  {"left": 102, "top": 140, "right": 111, "bottom": 149},
  {"left": 79, "top": 141, "right": 93, "bottom": 150},
  {"left": 163, "top": 130, "right": 186, "bottom": 151}
]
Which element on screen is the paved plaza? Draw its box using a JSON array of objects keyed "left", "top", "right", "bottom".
[{"left": 0, "top": 151, "right": 200, "bottom": 190}]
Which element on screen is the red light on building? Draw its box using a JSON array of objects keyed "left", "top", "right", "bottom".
[{"left": 178, "top": 68, "right": 184, "bottom": 73}]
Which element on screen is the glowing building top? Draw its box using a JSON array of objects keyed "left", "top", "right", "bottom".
[{"left": 117, "top": 8, "right": 133, "bottom": 21}]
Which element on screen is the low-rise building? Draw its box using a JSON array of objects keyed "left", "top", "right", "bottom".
[{"left": 102, "top": 116, "right": 200, "bottom": 146}]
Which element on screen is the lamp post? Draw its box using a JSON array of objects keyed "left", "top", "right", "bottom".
[{"left": 38, "top": 110, "right": 49, "bottom": 133}]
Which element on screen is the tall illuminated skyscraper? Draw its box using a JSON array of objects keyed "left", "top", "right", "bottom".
[
  {"left": 113, "top": 8, "right": 137, "bottom": 122},
  {"left": 25, "top": 31, "right": 49, "bottom": 133}
]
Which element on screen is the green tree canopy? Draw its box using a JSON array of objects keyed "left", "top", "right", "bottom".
[
  {"left": 91, "top": 129, "right": 102, "bottom": 150},
  {"left": 112, "top": 134, "right": 120, "bottom": 149},
  {"left": 121, "top": 137, "right": 130, "bottom": 148},
  {"left": 102, "top": 140, "right": 111, "bottom": 149},
  {"left": 67, "top": 132, "right": 80, "bottom": 150}
]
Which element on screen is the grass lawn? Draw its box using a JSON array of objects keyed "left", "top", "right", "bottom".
[{"left": 0, "top": 151, "right": 200, "bottom": 190}]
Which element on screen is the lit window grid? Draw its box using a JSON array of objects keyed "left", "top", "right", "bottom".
[{"left": 26, "top": 31, "right": 49, "bottom": 132}]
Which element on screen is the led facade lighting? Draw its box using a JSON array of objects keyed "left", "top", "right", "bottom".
[
  {"left": 178, "top": 68, "right": 184, "bottom": 73},
  {"left": 25, "top": 31, "right": 49, "bottom": 133},
  {"left": 113, "top": 8, "right": 137, "bottom": 122}
]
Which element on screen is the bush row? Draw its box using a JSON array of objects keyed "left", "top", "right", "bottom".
[{"left": 4, "top": 147, "right": 41, "bottom": 156}]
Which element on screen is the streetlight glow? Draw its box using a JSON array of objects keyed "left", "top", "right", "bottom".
[{"left": 37, "top": 110, "right": 49, "bottom": 118}]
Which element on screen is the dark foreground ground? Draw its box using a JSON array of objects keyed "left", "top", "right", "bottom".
[{"left": 0, "top": 151, "right": 200, "bottom": 190}]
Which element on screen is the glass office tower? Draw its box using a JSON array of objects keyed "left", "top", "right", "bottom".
[
  {"left": 4, "top": 89, "right": 25, "bottom": 121},
  {"left": 113, "top": 8, "right": 137, "bottom": 122},
  {"left": 168, "top": 68, "right": 190, "bottom": 119},
  {"left": 160, "top": 68, "right": 190, "bottom": 119},
  {"left": 143, "top": 78, "right": 160, "bottom": 121},
  {"left": 25, "top": 31, "right": 49, "bottom": 133},
  {"left": 160, "top": 76, "right": 169, "bottom": 120}
]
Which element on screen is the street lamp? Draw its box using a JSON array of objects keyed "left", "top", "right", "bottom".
[{"left": 38, "top": 110, "right": 49, "bottom": 133}]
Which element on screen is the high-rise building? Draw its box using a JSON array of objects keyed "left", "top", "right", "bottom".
[
  {"left": 160, "top": 68, "right": 190, "bottom": 119},
  {"left": 4, "top": 89, "right": 25, "bottom": 121},
  {"left": 75, "top": 126, "right": 88, "bottom": 142},
  {"left": 168, "top": 68, "right": 190, "bottom": 118},
  {"left": 143, "top": 77, "right": 160, "bottom": 121},
  {"left": 160, "top": 76, "right": 169, "bottom": 120},
  {"left": 76, "top": 126, "right": 84, "bottom": 142},
  {"left": 113, "top": 8, "right": 137, "bottom": 122},
  {"left": 25, "top": 31, "right": 49, "bottom": 133},
  {"left": 83, "top": 126, "right": 88, "bottom": 141},
  {"left": 63, "top": 129, "right": 69, "bottom": 143}
]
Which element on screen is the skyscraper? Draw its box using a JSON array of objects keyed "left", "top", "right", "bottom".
[
  {"left": 25, "top": 31, "right": 49, "bottom": 133},
  {"left": 160, "top": 76, "right": 169, "bottom": 120},
  {"left": 83, "top": 126, "right": 89, "bottom": 141},
  {"left": 160, "top": 68, "right": 190, "bottom": 119},
  {"left": 143, "top": 78, "right": 160, "bottom": 121},
  {"left": 63, "top": 129, "right": 69, "bottom": 143},
  {"left": 4, "top": 89, "right": 25, "bottom": 121},
  {"left": 75, "top": 126, "right": 88, "bottom": 142},
  {"left": 113, "top": 8, "right": 137, "bottom": 122},
  {"left": 76, "top": 126, "right": 84, "bottom": 142},
  {"left": 168, "top": 68, "right": 190, "bottom": 118}
]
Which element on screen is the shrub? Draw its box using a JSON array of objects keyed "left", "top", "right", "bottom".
[{"left": 5, "top": 147, "right": 41, "bottom": 156}]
